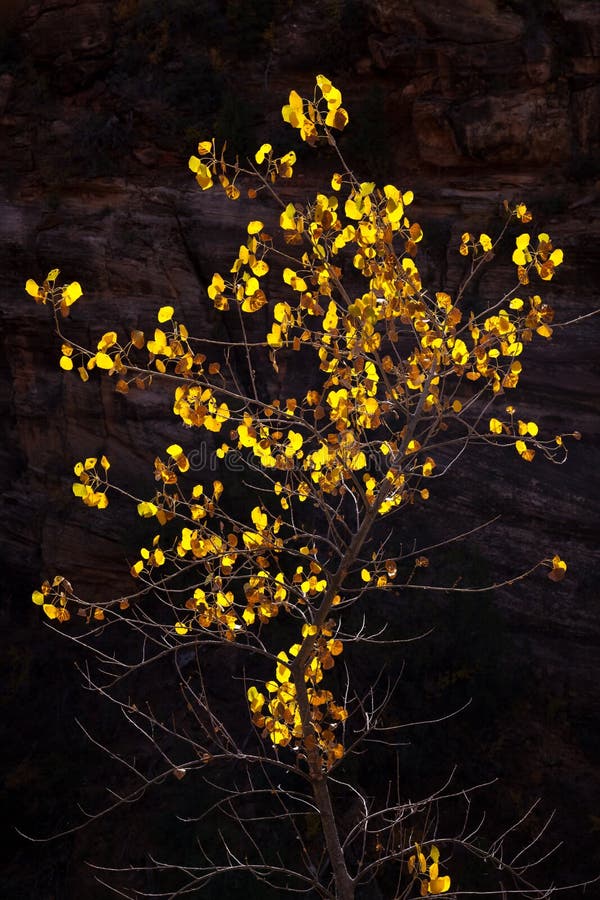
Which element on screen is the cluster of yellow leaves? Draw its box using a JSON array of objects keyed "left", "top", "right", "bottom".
[
  {"left": 129, "top": 492, "right": 289, "bottom": 637},
  {"left": 254, "top": 143, "right": 297, "bottom": 182},
  {"left": 31, "top": 575, "right": 108, "bottom": 624},
  {"left": 247, "top": 621, "right": 347, "bottom": 768},
  {"left": 489, "top": 414, "right": 538, "bottom": 461},
  {"left": 173, "top": 384, "right": 230, "bottom": 431},
  {"left": 488, "top": 405, "right": 572, "bottom": 465},
  {"left": 282, "top": 74, "right": 348, "bottom": 145},
  {"left": 512, "top": 231, "right": 563, "bottom": 283},
  {"left": 25, "top": 268, "right": 82, "bottom": 315},
  {"left": 207, "top": 221, "right": 272, "bottom": 313},
  {"left": 189, "top": 137, "right": 297, "bottom": 202},
  {"left": 31, "top": 575, "right": 72, "bottom": 623},
  {"left": 408, "top": 844, "right": 451, "bottom": 895},
  {"left": 72, "top": 455, "right": 111, "bottom": 508},
  {"left": 458, "top": 232, "right": 493, "bottom": 256}
]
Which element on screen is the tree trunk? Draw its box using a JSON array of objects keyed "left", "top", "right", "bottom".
[{"left": 311, "top": 769, "right": 355, "bottom": 900}]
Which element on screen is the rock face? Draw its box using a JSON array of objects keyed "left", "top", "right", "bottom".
[{"left": 1, "top": 0, "right": 599, "bottom": 896}]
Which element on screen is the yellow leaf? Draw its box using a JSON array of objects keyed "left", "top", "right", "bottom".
[
  {"left": 512, "top": 233, "right": 531, "bottom": 266},
  {"left": 175, "top": 621, "right": 189, "bottom": 635},
  {"left": 192, "top": 161, "right": 213, "bottom": 190},
  {"left": 361, "top": 568, "right": 371, "bottom": 583},
  {"left": 167, "top": 443, "right": 183, "bottom": 458},
  {"left": 429, "top": 875, "right": 451, "bottom": 894},
  {"left": 95, "top": 352, "right": 113, "bottom": 370},
  {"left": 97, "top": 331, "right": 117, "bottom": 351},
  {"left": 505, "top": 341, "right": 523, "bottom": 357},
  {"left": 255, "top": 143, "right": 272, "bottom": 164},
  {"left": 345, "top": 197, "right": 362, "bottom": 220},
  {"left": 137, "top": 501, "right": 158, "bottom": 517},
  {"left": 515, "top": 440, "right": 535, "bottom": 462},
  {"left": 267, "top": 323, "right": 282, "bottom": 348},
  {"left": 489, "top": 418, "right": 503, "bottom": 434},
  {"left": 63, "top": 282, "right": 83, "bottom": 306},
  {"left": 548, "top": 555, "right": 567, "bottom": 582},
  {"left": 247, "top": 686, "right": 265, "bottom": 712},
  {"left": 47, "top": 268, "right": 60, "bottom": 281},
  {"left": 451, "top": 339, "right": 469, "bottom": 366},
  {"left": 32, "top": 590, "right": 45, "bottom": 605},
  {"left": 251, "top": 506, "right": 267, "bottom": 531},
  {"left": 325, "top": 106, "right": 349, "bottom": 130},
  {"left": 251, "top": 259, "right": 269, "bottom": 277},
  {"left": 329, "top": 639, "right": 343, "bottom": 655},
  {"left": 60, "top": 355, "right": 74, "bottom": 371},
  {"left": 243, "top": 531, "right": 263, "bottom": 549},
  {"left": 282, "top": 89, "right": 303, "bottom": 123},
  {"left": 43, "top": 603, "right": 58, "bottom": 620},
  {"left": 247, "top": 220, "right": 264, "bottom": 235},
  {"left": 158, "top": 305, "right": 174, "bottom": 323},
  {"left": 516, "top": 202, "right": 532, "bottom": 222},
  {"left": 25, "top": 279, "right": 40, "bottom": 298},
  {"left": 286, "top": 430, "right": 303, "bottom": 456},
  {"left": 283, "top": 267, "right": 307, "bottom": 292}
]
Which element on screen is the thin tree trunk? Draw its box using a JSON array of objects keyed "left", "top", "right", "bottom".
[{"left": 310, "top": 764, "right": 355, "bottom": 900}]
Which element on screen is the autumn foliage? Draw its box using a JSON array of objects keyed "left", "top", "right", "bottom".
[{"left": 27, "top": 75, "right": 577, "bottom": 899}]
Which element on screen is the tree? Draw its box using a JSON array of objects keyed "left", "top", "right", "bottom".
[{"left": 26, "top": 75, "right": 582, "bottom": 899}]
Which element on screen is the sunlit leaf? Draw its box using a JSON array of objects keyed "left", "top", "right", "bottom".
[
  {"left": 95, "top": 352, "right": 113, "bottom": 370},
  {"left": 158, "top": 305, "right": 174, "bottom": 323},
  {"left": 137, "top": 500, "right": 158, "bottom": 517},
  {"left": 255, "top": 143, "right": 272, "bottom": 164},
  {"left": 63, "top": 282, "right": 82, "bottom": 306},
  {"left": 548, "top": 555, "right": 567, "bottom": 582},
  {"left": 429, "top": 875, "right": 451, "bottom": 894},
  {"left": 25, "top": 278, "right": 40, "bottom": 298}
]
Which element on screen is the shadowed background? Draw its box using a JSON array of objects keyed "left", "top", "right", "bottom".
[{"left": 1, "top": 1, "right": 599, "bottom": 897}]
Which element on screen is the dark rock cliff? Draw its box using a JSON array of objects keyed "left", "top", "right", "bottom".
[{"left": 1, "top": 1, "right": 599, "bottom": 896}]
